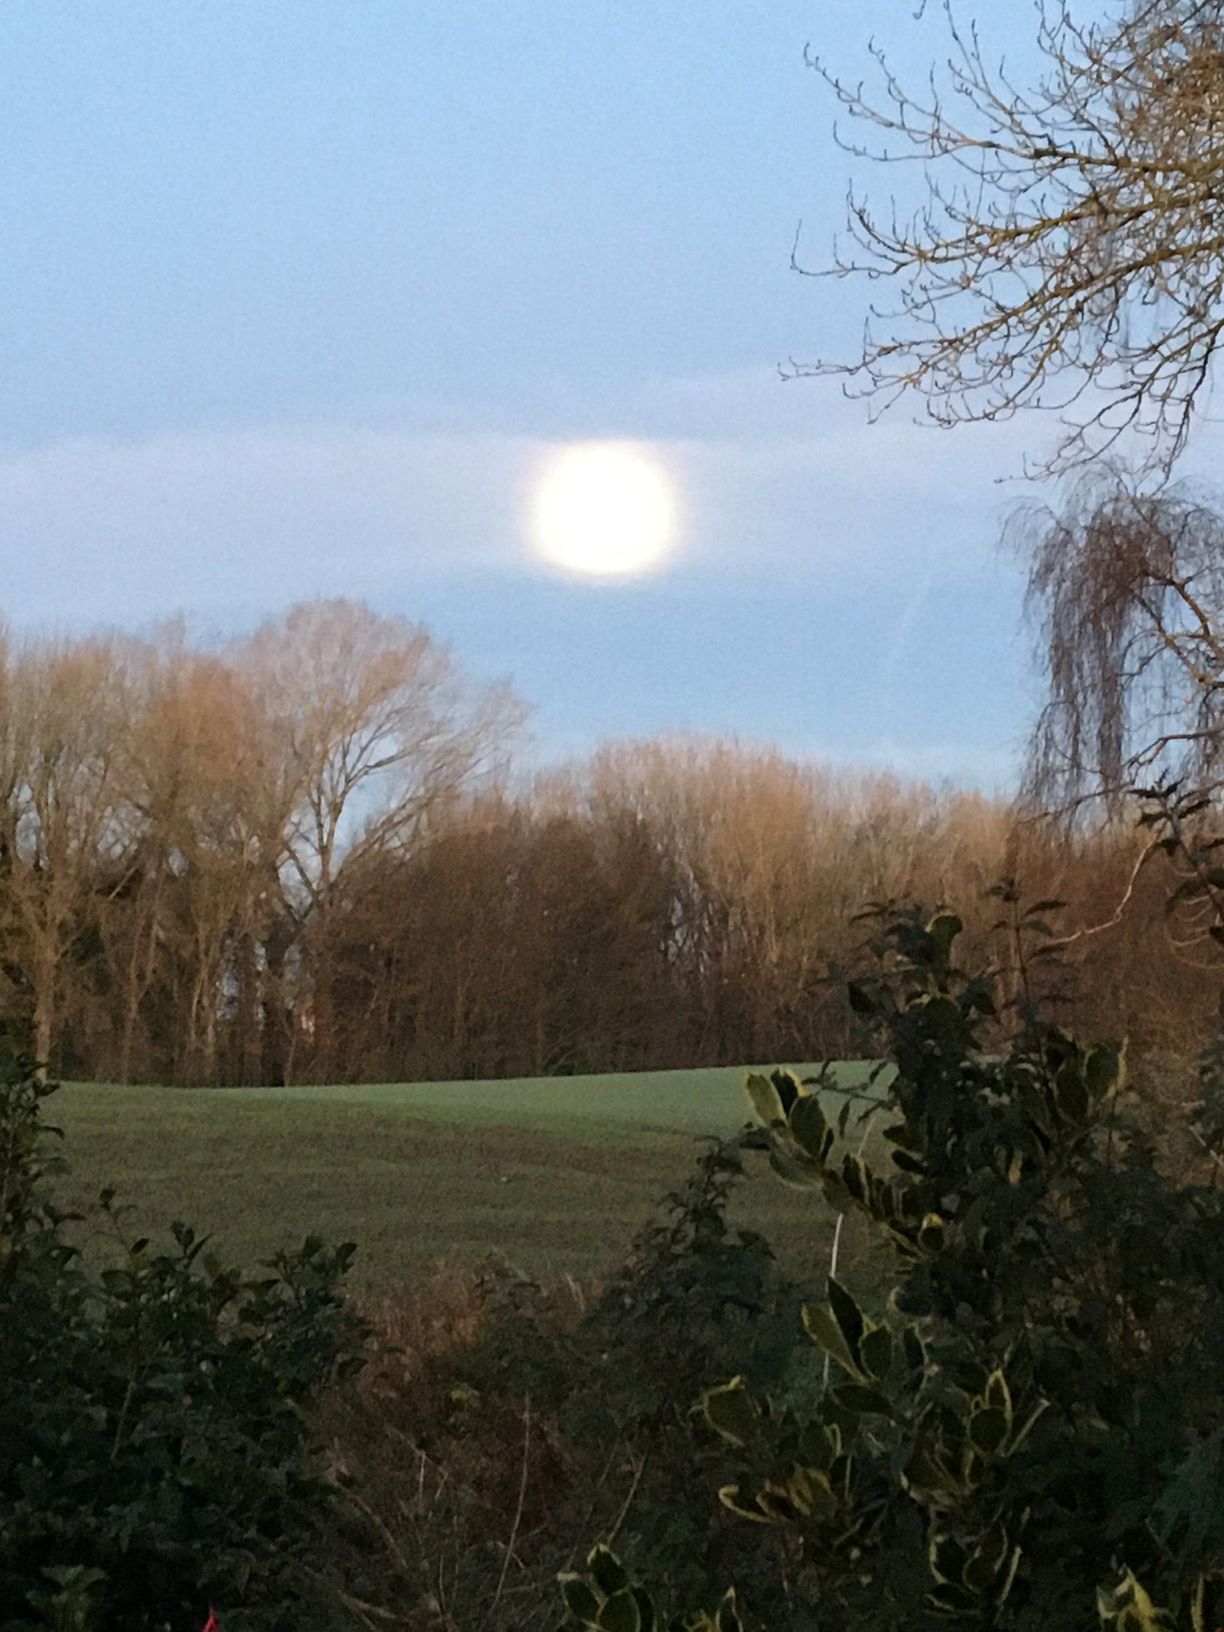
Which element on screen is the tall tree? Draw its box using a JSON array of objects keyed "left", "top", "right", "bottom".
[
  {"left": 1018, "top": 476, "right": 1224, "bottom": 807},
  {"left": 232, "top": 600, "right": 526, "bottom": 1080},
  {"left": 122, "top": 644, "right": 285, "bottom": 1085},
  {"left": 0, "top": 639, "right": 135, "bottom": 1076}
]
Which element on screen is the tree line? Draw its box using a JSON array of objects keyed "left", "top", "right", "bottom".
[{"left": 0, "top": 597, "right": 1212, "bottom": 1087}]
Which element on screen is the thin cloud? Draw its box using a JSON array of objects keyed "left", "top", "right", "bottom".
[
  {"left": 1, "top": 386, "right": 1063, "bottom": 634},
  {"left": 4, "top": 424, "right": 535, "bottom": 624}
]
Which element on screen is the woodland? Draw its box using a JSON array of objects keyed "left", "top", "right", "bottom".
[{"left": 0, "top": 602, "right": 1216, "bottom": 1089}]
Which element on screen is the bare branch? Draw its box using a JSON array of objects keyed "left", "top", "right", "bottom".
[{"left": 797, "top": 0, "right": 1224, "bottom": 475}]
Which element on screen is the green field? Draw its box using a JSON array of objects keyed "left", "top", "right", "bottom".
[{"left": 51, "top": 1064, "right": 884, "bottom": 1294}]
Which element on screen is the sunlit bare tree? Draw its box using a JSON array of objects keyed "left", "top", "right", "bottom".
[
  {"left": 797, "top": 0, "right": 1224, "bottom": 474},
  {"left": 0, "top": 639, "right": 134, "bottom": 1076},
  {"left": 233, "top": 599, "right": 526, "bottom": 1079}
]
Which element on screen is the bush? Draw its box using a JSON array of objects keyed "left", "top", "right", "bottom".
[
  {"left": 0, "top": 1050, "right": 367, "bottom": 1632},
  {"left": 324, "top": 1143, "right": 825, "bottom": 1630},
  {"left": 562, "top": 907, "right": 1224, "bottom": 1631}
]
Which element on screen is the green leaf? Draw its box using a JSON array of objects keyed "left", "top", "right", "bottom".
[
  {"left": 715, "top": 1589, "right": 743, "bottom": 1632},
  {"left": 841, "top": 1154, "right": 868, "bottom": 1204},
  {"left": 860, "top": 1323, "right": 894, "bottom": 1380},
  {"left": 968, "top": 1405, "right": 1010, "bottom": 1455},
  {"left": 927, "top": 912, "right": 964, "bottom": 968},
  {"left": 832, "top": 1381, "right": 893, "bottom": 1416},
  {"left": 788, "top": 1093, "right": 832, "bottom": 1160},
  {"left": 984, "top": 1367, "right": 1013, "bottom": 1424},
  {"left": 717, "top": 1484, "right": 776, "bottom": 1525},
  {"left": 927, "top": 1583, "right": 980, "bottom": 1616},
  {"left": 802, "top": 1301, "right": 859, "bottom": 1377},
  {"left": 1054, "top": 1060, "right": 1090, "bottom": 1125},
  {"left": 700, "top": 1377, "right": 759, "bottom": 1446},
  {"left": 561, "top": 1575, "right": 603, "bottom": 1624},
  {"left": 587, "top": 1546, "right": 629, "bottom": 1598},
  {"left": 1085, "top": 1043, "right": 1121, "bottom": 1100},
  {"left": 903, "top": 1329, "right": 926, "bottom": 1374},
  {"left": 963, "top": 1541, "right": 1003, "bottom": 1594},
  {"left": 797, "top": 1420, "right": 839, "bottom": 1470},
  {"left": 745, "top": 1072, "right": 786, "bottom": 1128},
  {"left": 756, "top": 1478, "right": 808, "bottom": 1523},
  {"left": 768, "top": 1147, "right": 822, "bottom": 1189},
  {"left": 1152, "top": 1431, "right": 1224, "bottom": 1552},
  {"left": 827, "top": 1277, "right": 866, "bottom": 1369},
  {"left": 1097, "top": 1569, "right": 1175, "bottom": 1631},
  {"left": 770, "top": 1069, "right": 801, "bottom": 1113},
  {"left": 929, "top": 1533, "right": 968, "bottom": 1587},
  {"left": 905, "top": 1446, "right": 962, "bottom": 1499},
  {"left": 598, "top": 1589, "right": 642, "bottom": 1632}
]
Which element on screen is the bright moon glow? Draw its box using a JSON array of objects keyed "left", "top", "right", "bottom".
[{"left": 530, "top": 442, "right": 678, "bottom": 578}]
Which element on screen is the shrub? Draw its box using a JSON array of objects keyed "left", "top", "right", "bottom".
[
  {"left": 0, "top": 1049, "right": 367, "bottom": 1632},
  {"left": 324, "top": 1143, "right": 823, "bottom": 1629},
  {"left": 562, "top": 907, "right": 1224, "bottom": 1630}
]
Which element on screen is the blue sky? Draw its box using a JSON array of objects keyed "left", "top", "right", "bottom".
[{"left": 0, "top": 0, "right": 1121, "bottom": 788}]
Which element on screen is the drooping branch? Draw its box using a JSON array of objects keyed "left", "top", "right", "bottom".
[{"left": 1015, "top": 472, "right": 1224, "bottom": 811}]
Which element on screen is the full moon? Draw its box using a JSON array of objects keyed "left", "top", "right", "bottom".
[{"left": 530, "top": 441, "right": 678, "bottom": 578}]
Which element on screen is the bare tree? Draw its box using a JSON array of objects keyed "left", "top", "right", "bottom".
[
  {"left": 122, "top": 644, "right": 284, "bottom": 1084},
  {"left": 232, "top": 600, "right": 526, "bottom": 1079},
  {"left": 0, "top": 639, "right": 135, "bottom": 1077},
  {"left": 798, "top": 0, "right": 1224, "bottom": 474},
  {"left": 0, "top": 613, "right": 1209, "bottom": 1074},
  {"left": 1018, "top": 474, "right": 1224, "bottom": 806},
  {"left": 1015, "top": 472, "right": 1224, "bottom": 965}
]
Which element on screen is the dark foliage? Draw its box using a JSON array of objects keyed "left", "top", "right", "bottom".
[
  {"left": 324, "top": 1140, "right": 825, "bottom": 1630},
  {"left": 0, "top": 1048, "right": 367, "bottom": 1632},
  {"left": 563, "top": 908, "right": 1224, "bottom": 1631}
]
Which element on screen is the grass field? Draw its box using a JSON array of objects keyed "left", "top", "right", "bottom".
[{"left": 51, "top": 1063, "right": 885, "bottom": 1293}]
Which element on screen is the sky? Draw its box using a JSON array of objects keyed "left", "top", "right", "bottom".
[{"left": 0, "top": 0, "right": 1154, "bottom": 790}]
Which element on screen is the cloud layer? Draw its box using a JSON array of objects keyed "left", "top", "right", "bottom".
[{"left": 4, "top": 371, "right": 1044, "bottom": 631}]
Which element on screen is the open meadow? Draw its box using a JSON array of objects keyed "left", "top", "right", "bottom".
[{"left": 52, "top": 1063, "right": 885, "bottom": 1293}]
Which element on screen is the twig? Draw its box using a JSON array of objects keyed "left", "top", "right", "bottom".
[
  {"left": 822, "top": 1214, "right": 847, "bottom": 1391},
  {"left": 1043, "top": 835, "right": 1162, "bottom": 949},
  {"left": 344, "top": 1485, "right": 416, "bottom": 1579},
  {"left": 491, "top": 1394, "right": 531, "bottom": 1621},
  {"left": 607, "top": 1451, "right": 648, "bottom": 1547},
  {"left": 300, "top": 1567, "right": 407, "bottom": 1629}
]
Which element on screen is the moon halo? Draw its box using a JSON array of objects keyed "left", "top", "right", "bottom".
[{"left": 529, "top": 441, "right": 679, "bottom": 579}]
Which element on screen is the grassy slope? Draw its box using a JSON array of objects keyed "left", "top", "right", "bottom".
[{"left": 53, "top": 1063, "right": 884, "bottom": 1292}]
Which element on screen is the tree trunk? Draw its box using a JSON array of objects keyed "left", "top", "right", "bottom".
[
  {"left": 32, "top": 951, "right": 55, "bottom": 1083},
  {"left": 235, "top": 930, "right": 259, "bottom": 1086},
  {"left": 261, "top": 914, "right": 292, "bottom": 1087}
]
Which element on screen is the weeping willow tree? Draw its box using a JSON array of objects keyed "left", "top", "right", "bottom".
[
  {"left": 1015, "top": 477, "right": 1224, "bottom": 809},
  {"left": 1009, "top": 475, "right": 1224, "bottom": 963},
  {"left": 794, "top": 0, "right": 1224, "bottom": 953}
]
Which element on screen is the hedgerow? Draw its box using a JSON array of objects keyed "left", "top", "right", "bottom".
[
  {"left": 0, "top": 1049, "right": 366, "bottom": 1632},
  {"left": 562, "top": 906, "right": 1224, "bottom": 1631}
]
